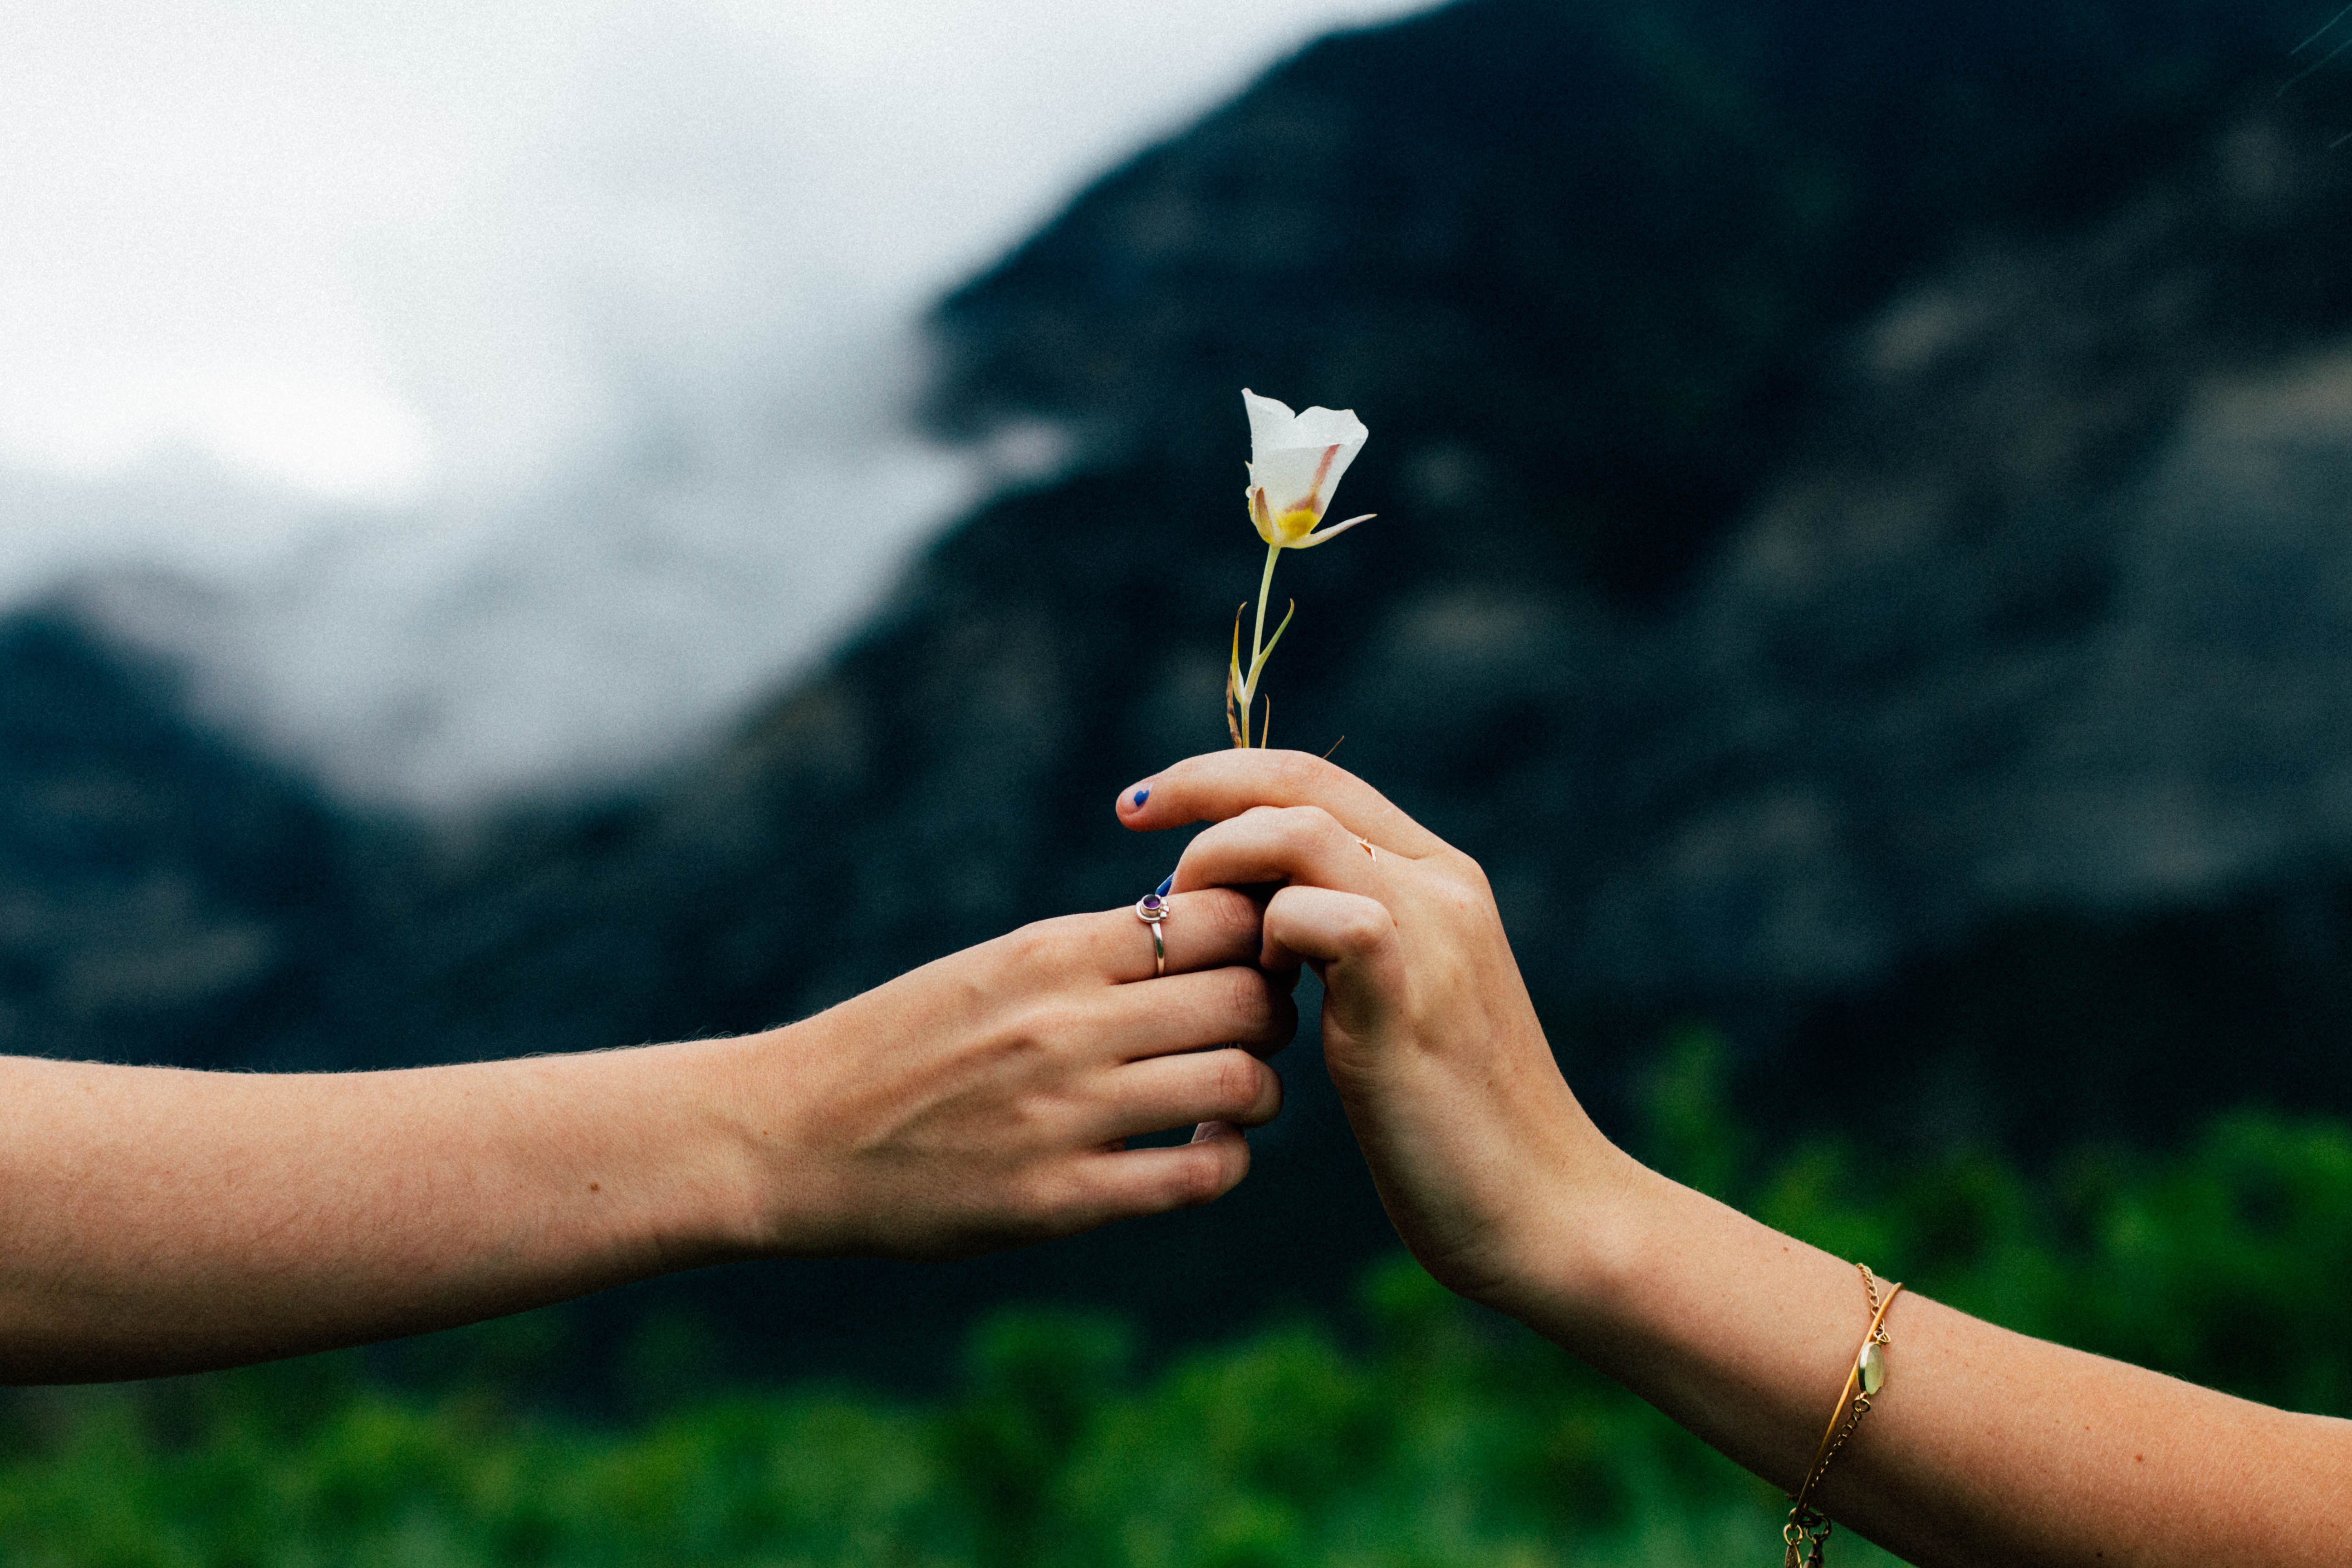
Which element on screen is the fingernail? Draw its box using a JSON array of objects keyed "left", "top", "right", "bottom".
[
  {"left": 1155, "top": 872, "right": 1175, "bottom": 898},
  {"left": 1131, "top": 786, "right": 1151, "bottom": 808}
]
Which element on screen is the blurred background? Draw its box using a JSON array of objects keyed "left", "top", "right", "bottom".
[{"left": 7, "top": 1, "right": 2352, "bottom": 1562}]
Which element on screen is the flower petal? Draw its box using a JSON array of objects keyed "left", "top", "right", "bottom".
[
  {"left": 1241, "top": 389, "right": 1299, "bottom": 456},
  {"left": 1243, "top": 388, "right": 1368, "bottom": 456},
  {"left": 1294, "top": 513, "right": 1374, "bottom": 549},
  {"left": 1246, "top": 439, "right": 1365, "bottom": 521},
  {"left": 1281, "top": 403, "right": 1369, "bottom": 451}
]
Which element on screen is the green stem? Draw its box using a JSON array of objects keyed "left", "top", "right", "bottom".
[
  {"left": 1250, "top": 542, "right": 1281, "bottom": 681},
  {"left": 1239, "top": 543, "right": 1284, "bottom": 745}
]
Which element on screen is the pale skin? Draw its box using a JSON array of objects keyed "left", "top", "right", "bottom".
[
  {"left": 1120, "top": 750, "right": 2352, "bottom": 1568},
  {"left": 0, "top": 890, "right": 1290, "bottom": 1384}
]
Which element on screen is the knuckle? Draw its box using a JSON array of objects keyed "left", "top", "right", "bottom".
[
  {"left": 1222, "top": 966, "right": 1276, "bottom": 1025},
  {"left": 1186, "top": 886, "right": 1258, "bottom": 948},
  {"left": 1015, "top": 1000, "right": 1089, "bottom": 1060},
  {"left": 999, "top": 917, "right": 1065, "bottom": 973},
  {"left": 1014, "top": 1166, "right": 1081, "bottom": 1225},
  {"left": 1269, "top": 749, "right": 1327, "bottom": 794},
  {"left": 1169, "top": 1147, "right": 1236, "bottom": 1209},
  {"left": 1278, "top": 803, "right": 1339, "bottom": 838},
  {"left": 1435, "top": 874, "right": 1487, "bottom": 923},
  {"left": 1210, "top": 1049, "right": 1260, "bottom": 1111},
  {"left": 1333, "top": 900, "right": 1392, "bottom": 953},
  {"left": 1438, "top": 846, "right": 1491, "bottom": 892}
]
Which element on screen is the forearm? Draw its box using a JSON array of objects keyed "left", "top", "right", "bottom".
[
  {"left": 0, "top": 891, "right": 1292, "bottom": 1384},
  {"left": 1514, "top": 1161, "right": 2352, "bottom": 1567},
  {"left": 0, "top": 1044, "right": 767, "bottom": 1382}
]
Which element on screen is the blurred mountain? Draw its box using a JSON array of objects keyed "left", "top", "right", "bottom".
[
  {"left": 0, "top": 612, "right": 395, "bottom": 1071},
  {"left": 10, "top": 0, "right": 2352, "bottom": 1383}
]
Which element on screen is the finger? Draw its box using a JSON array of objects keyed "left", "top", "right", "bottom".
[
  {"left": 1116, "top": 750, "right": 1446, "bottom": 857},
  {"left": 1075, "top": 964, "right": 1297, "bottom": 1062},
  {"left": 1072, "top": 1128, "right": 1253, "bottom": 1221},
  {"left": 1030, "top": 888, "right": 1270, "bottom": 987},
  {"left": 1262, "top": 883, "right": 1401, "bottom": 974},
  {"left": 1172, "top": 803, "right": 1383, "bottom": 902},
  {"left": 1261, "top": 884, "right": 1406, "bottom": 1039},
  {"left": 1090, "top": 1049, "right": 1282, "bottom": 1142}
]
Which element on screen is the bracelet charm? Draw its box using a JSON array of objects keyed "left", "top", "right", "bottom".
[{"left": 1781, "top": 1264, "right": 1903, "bottom": 1568}]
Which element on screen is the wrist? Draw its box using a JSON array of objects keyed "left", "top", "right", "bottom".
[
  {"left": 692, "top": 1022, "right": 852, "bottom": 1259},
  {"left": 1474, "top": 1135, "right": 1666, "bottom": 1341},
  {"left": 573, "top": 1036, "right": 792, "bottom": 1267}
]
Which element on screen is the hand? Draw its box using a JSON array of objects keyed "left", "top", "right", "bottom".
[
  {"left": 1117, "top": 752, "right": 1638, "bottom": 1312},
  {"left": 1115, "top": 756, "right": 2352, "bottom": 1568},
  {"left": 745, "top": 888, "right": 1295, "bottom": 1260},
  {"left": 0, "top": 889, "right": 1292, "bottom": 1381}
]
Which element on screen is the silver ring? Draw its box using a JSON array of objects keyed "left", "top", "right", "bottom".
[{"left": 1135, "top": 891, "right": 1169, "bottom": 977}]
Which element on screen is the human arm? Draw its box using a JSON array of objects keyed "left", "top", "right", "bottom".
[
  {"left": 0, "top": 890, "right": 1288, "bottom": 1383},
  {"left": 1121, "top": 751, "right": 2352, "bottom": 1568}
]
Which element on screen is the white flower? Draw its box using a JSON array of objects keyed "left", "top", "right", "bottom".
[{"left": 1242, "top": 389, "right": 1374, "bottom": 548}]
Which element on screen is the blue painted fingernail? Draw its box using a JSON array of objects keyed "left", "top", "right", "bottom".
[
  {"left": 1156, "top": 872, "right": 1175, "bottom": 898},
  {"left": 1132, "top": 786, "right": 1151, "bottom": 808}
]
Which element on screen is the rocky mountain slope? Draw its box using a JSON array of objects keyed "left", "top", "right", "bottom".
[
  {"left": 0, "top": 612, "right": 393, "bottom": 1072},
  {"left": 9, "top": 0, "right": 2352, "bottom": 1382}
]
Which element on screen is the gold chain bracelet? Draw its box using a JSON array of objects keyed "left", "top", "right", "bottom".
[{"left": 1781, "top": 1263, "right": 1904, "bottom": 1568}]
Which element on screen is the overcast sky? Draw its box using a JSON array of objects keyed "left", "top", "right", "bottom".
[{"left": 0, "top": 0, "right": 1429, "bottom": 804}]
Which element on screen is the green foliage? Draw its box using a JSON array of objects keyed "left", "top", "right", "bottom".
[{"left": 7, "top": 1079, "right": 2349, "bottom": 1567}]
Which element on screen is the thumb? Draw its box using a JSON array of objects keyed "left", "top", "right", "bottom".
[{"left": 1263, "top": 883, "right": 1403, "bottom": 1037}]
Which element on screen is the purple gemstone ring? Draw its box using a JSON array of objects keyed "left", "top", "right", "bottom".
[{"left": 1134, "top": 891, "right": 1169, "bottom": 977}]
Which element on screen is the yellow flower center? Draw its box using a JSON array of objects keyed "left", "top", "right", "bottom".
[{"left": 1274, "top": 505, "right": 1320, "bottom": 544}]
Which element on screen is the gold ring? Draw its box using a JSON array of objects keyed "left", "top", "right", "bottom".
[{"left": 1357, "top": 836, "right": 1377, "bottom": 863}]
